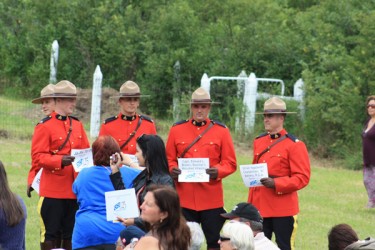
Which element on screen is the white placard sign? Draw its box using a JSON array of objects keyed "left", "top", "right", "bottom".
[
  {"left": 31, "top": 168, "right": 43, "bottom": 194},
  {"left": 105, "top": 188, "right": 140, "bottom": 221},
  {"left": 240, "top": 163, "right": 269, "bottom": 187},
  {"left": 178, "top": 158, "right": 210, "bottom": 182},
  {"left": 71, "top": 148, "right": 93, "bottom": 172}
]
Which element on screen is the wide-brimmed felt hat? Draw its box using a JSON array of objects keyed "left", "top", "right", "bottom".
[
  {"left": 189, "top": 87, "right": 220, "bottom": 104},
  {"left": 32, "top": 84, "right": 55, "bottom": 104},
  {"left": 114, "top": 81, "right": 149, "bottom": 99},
  {"left": 53, "top": 80, "right": 77, "bottom": 98},
  {"left": 256, "top": 96, "right": 296, "bottom": 114},
  {"left": 221, "top": 202, "right": 263, "bottom": 223}
]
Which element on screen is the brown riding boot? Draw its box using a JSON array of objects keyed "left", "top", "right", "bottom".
[
  {"left": 40, "top": 240, "right": 55, "bottom": 250},
  {"left": 62, "top": 239, "right": 72, "bottom": 250}
]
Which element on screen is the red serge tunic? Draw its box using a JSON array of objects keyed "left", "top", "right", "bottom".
[
  {"left": 248, "top": 129, "right": 310, "bottom": 217},
  {"left": 29, "top": 111, "right": 90, "bottom": 199},
  {"left": 166, "top": 118, "right": 237, "bottom": 211},
  {"left": 99, "top": 113, "right": 157, "bottom": 154}
]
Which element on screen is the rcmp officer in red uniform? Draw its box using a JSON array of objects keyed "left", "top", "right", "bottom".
[
  {"left": 27, "top": 83, "right": 56, "bottom": 198},
  {"left": 248, "top": 97, "right": 310, "bottom": 250},
  {"left": 29, "top": 80, "right": 90, "bottom": 250},
  {"left": 166, "top": 87, "right": 237, "bottom": 250},
  {"left": 99, "top": 81, "right": 156, "bottom": 155}
]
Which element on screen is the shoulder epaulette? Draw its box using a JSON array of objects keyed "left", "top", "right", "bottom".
[
  {"left": 211, "top": 120, "right": 227, "bottom": 128},
  {"left": 286, "top": 133, "right": 299, "bottom": 142},
  {"left": 37, "top": 116, "right": 52, "bottom": 125},
  {"left": 139, "top": 114, "right": 154, "bottom": 123},
  {"left": 104, "top": 116, "right": 118, "bottom": 124},
  {"left": 173, "top": 120, "right": 189, "bottom": 126},
  {"left": 255, "top": 132, "right": 268, "bottom": 139},
  {"left": 70, "top": 116, "right": 79, "bottom": 121}
]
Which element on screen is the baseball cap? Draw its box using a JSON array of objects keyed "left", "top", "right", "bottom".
[
  {"left": 221, "top": 202, "right": 263, "bottom": 223},
  {"left": 120, "top": 226, "right": 146, "bottom": 246}
]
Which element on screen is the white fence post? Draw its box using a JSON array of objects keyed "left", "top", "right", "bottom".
[
  {"left": 49, "top": 40, "right": 59, "bottom": 84},
  {"left": 90, "top": 65, "right": 103, "bottom": 138},
  {"left": 173, "top": 61, "right": 181, "bottom": 121},
  {"left": 294, "top": 78, "right": 305, "bottom": 119},
  {"left": 245, "top": 73, "right": 258, "bottom": 131},
  {"left": 235, "top": 70, "right": 248, "bottom": 131},
  {"left": 201, "top": 73, "right": 210, "bottom": 93}
]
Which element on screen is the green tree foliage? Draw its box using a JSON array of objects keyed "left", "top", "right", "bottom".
[{"left": 1, "top": 0, "right": 375, "bottom": 164}]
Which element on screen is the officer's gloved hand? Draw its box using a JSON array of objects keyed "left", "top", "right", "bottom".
[
  {"left": 206, "top": 167, "right": 218, "bottom": 179},
  {"left": 61, "top": 155, "right": 75, "bottom": 168},
  {"left": 170, "top": 167, "right": 181, "bottom": 179},
  {"left": 27, "top": 184, "right": 34, "bottom": 198},
  {"left": 260, "top": 177, "right": 275, "bottom": 189}
]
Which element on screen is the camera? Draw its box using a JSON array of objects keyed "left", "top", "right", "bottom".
[{"left": 110, "top": 155, "right": 118, "bottom": 164}]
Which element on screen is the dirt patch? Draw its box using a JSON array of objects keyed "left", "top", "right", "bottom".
[{"left": 76, "top": 87, "right": 118, "bottom": 123}]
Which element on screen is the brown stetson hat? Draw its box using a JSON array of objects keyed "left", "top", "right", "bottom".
[
  {"left": 53, "top": 80, "right": 77, "bottom": 98},
  {"left": 256, "top": 96, "right": 296, "bottom": 114},
  {"left": 32, "top": 84, "right": 55, "bottom": 104},
  {"left": 114, "top": 81, "right": 149, "bottom": 99},
  {"left": 189, "top": 87, "right": 220, "bottom": 104}
]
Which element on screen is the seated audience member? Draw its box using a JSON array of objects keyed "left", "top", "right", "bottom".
[
  {"left": 219, "top": 221, "right": 255, "bottom": 250},
  {"left": 128, "top": 185, "right": 191, "bottom": 250},
  {"left": 109, "top": 134, "right": 174, "bottom": 230},
  {"left": 187, "top": 221, "right": 205, "bottom": 250},
  {"left": 0, "top": 160, "right": 27, "bottom": 250},
  {"left": 72, "top": 136, "right": 140, "bottom": 250},
  {"left": 221, "top": 202, "right": 280, "bottom": 250},
  {"left": 328, "top": 223, "right": 375, "bottom": 250}
]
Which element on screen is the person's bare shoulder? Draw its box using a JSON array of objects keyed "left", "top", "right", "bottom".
[{"left": 133, "top": 236, "right": 161, "bottom": 250}]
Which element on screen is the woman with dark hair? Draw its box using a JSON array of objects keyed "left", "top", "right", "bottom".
[
  {"left": 109, "top": 134, "right": 174, "bottom": 229},
  {"left": 362, "top": 95, "right": 375, "bottom": 208},
  {"left": 72, "top": 136, "right": 140, "bottom": 250},
  {"left": 328, "top": 223, "right": 359, "bottom": 250},
  {"left": 0, "top": 160, "right": 27, "bottom": 250},
  {"left": 130, "top": 185, "right": 191, "bottom": 250}
]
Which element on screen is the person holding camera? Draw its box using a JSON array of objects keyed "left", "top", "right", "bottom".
[
  {"left": 72, "top": 136, "right": 140, "bottom": 250},
  {"left": 29, "top": 80, "right": 90, "bottom": 250}
]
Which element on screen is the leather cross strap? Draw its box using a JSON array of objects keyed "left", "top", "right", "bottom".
[
  {"left": 179, "top": 121, "right": 214, "bottom": 158},
  {"left": 256, "top": 135, "right": 287, "bottom": 163},
  {"left": 52, "top": 117, "right": 73, "bottom": 155},
  {"left": 120, "top": 117, "right": 143, "bottom": 150}
]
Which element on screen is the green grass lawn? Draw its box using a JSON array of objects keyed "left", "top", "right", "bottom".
[
  {"left": 1, "top": 138, "right": 375, "bottom": 250},
  {"left": 1, "top": 96, "right": 374, "bottom": 250}
]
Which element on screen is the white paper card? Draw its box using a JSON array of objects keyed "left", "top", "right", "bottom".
[
  {"left": 124, "top": 154, "right": 138, "bottom": 165},
  {"left": 31, "top": 168, "right": 43, "bottom": 194},
  {"left": 71, "top": 148, "right": 93, "bottom": 172},
  {"left": 178, "top": 158, "right": 210, "bottom": 182},
  {"left": 240, "top": 163, "right": 269, "bottom": 187},
  {"left": 105, "top": 188, "right": 140, "bottom": 221}
]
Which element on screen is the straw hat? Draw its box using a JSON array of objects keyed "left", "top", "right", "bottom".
[
  {"left": 53, "top": 80, "right": 77, "bottom": 98},
  {"left": 256, "top": 96, "right": 296, "bottom": 114},
  {"left": 189, "top": 87, "right": 220, "bottom": 104},
  {"left": 32, "top": 84, "right": 55, "bottom": 104},
  {"left": 115, "top": 81, "right": 149, "bottom": 98}
]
